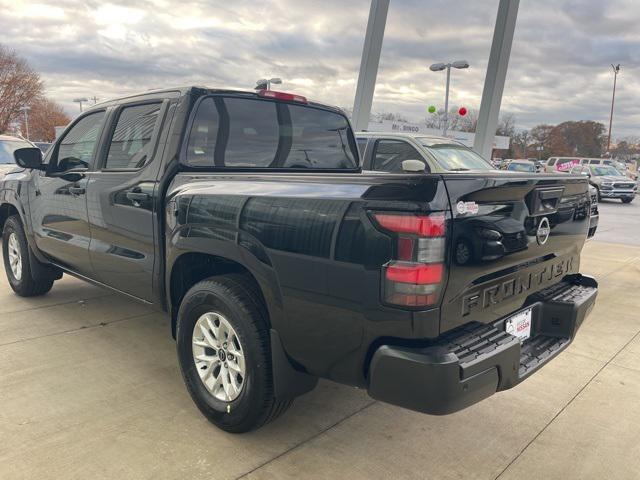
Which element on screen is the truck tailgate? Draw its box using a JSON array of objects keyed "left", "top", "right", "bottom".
[{"left": 440, "top": 173, "right": 591, "bottom": 333}]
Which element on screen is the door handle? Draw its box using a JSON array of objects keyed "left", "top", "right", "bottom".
[
  {"left": 126, "top": 191, "right": 150, "bottom": 204},
  {"left": 68, "top": 186, "right": 86, "bottom": 195}
]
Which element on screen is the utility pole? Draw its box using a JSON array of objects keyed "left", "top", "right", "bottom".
[
  {"left": 607, "top": 64, "right": 621, "bottom": 154},
  {"left": 429, "top": 61, "right": 469, "bottom": 136},
  {"left": 20, "top": 106, "right": 30, "bottom": 140},
  {"left": 73, "top": 97, "right": 88, "bottom": 112}
]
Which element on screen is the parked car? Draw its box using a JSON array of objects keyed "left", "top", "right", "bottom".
[
  {"left": 1, "top": 86, "right": 598, "bottom": 433},
  {"left": 0, "top": 135, "right": 33, "bottom": 179},
  {"left": 507, "top": 159, "right": 537, "bottom": 173},
  {"left": 33, "top": 142, "right": 52, "bottom": 153},
  {"left": 571, "top": 164, "right": 637, "bottom": 203},
  {"left": 544, "top": 157, "right": 581, "bottom": 173},
  {"left": 579, "top": 158, "right": 628, "bottom": 177},
  {"left": 356, "top": 132, "right": 495, "bottom": 172}
]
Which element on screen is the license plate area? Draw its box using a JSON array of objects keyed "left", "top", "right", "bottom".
[{"left": 505, "top": 308, "right": 533, "bottom": 342}]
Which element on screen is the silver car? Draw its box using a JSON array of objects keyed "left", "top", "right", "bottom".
[{"left": 0, "top": 135, "right": 34, "bottom": 179}]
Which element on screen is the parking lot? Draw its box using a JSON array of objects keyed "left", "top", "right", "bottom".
[{"left": 1, "top": 200, "right": 639, "bottom": 480}]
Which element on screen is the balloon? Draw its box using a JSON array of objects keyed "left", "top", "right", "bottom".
[
  {"left": 458, "top": 107, "right": 468, "bottom": 116},
  {"left": 428, "top": 105, "right": 436, "bottom": 114}
]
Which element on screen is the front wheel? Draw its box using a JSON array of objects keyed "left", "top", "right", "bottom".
[
  {"left": 622, "top": 197, "right": 634, "bottom": 204},
  {"left": 2, "top": 216, "right": 55, "bottom": 297},
  {"left": 176, "top": 274, "right": 292, "bottom": 433}
]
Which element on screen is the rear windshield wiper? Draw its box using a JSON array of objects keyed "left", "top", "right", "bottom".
[{"left": 447, "top": 168, "right": 471, "bottom": 172}]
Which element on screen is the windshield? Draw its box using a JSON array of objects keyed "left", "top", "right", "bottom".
[
  {"left": 0, "top": 139, "right": 30, "bottom": 165},
  {"left": 590, "top": 166, "right": 620, "bottom": 176},
  {"left": 508, "top": 162, "right": 535, "bottom": 172},
  {"left": 417, "top": 139, "right": 493, "bottom": 171}
]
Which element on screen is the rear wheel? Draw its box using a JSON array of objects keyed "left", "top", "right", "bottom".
[
  {"left": 2, "top": 216, "right": 55, "bottom": 297},
  {"left": 622, "top": 197, "right": 634, "bottom": 204},
  {"left": 176, "top": 274, "right": 292, "bottom": 433}
]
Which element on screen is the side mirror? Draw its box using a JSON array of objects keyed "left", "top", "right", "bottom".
[
  {"left": 13, "top": 147, "right": 43, "bottom": 170},
  {"left": 401, "top": 159, "right": 426, "bottom": 173}
]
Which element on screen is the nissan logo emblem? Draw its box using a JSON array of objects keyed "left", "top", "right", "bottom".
[{"left": 536, "top": 217, "right": 551, "bottom": 245}]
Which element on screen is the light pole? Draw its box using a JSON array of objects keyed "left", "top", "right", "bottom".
[
  {"left": 255, "top": 78, "right": 282, "bottom": 90},
  {"left": 607, "top": 64, "right": 620, "bottom": 154},
  {"left": 429, "top": 60, "right": 469, "bottom": 136},
  {"left": 73, "top": 97, "right": 88, "bottom": 112},
  {"left": 20, "top": 106, "right": 30, "bottom": 140}
]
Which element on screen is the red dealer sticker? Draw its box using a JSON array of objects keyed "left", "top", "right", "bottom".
[{"left": 505, "top": 308, "right": 532, "bottom": 342}]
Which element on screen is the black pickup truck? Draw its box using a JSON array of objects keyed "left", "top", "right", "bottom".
[{"left": 1, "top": 86, "right": 597, "bottom": 433}]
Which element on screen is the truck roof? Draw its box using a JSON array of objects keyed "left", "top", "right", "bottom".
[{"left": 90, "top": 86, "right": 344, "bottom": 114}]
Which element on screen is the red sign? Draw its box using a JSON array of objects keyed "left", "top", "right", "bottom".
[{"left": 556, "top": 159, "right": 580, "bottom": 172}]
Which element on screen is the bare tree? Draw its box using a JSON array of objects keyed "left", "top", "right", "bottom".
[
  {"left": 19, "top": 97, "right": 70, "bottom": 142},
  {"left": 0, "top": 45, "right": 43, "bottom": 133}
]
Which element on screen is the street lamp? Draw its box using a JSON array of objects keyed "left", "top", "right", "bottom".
[
  {"left": 255, "top": 78, "right": 282, "bottom": 90},
  {"left": 429, "top": 60, "right": 469, "bottom": 136},
  {"left": 73, "top": 97, "right": 88, "bottom": 112},
  {"left": 20, "top": 106, "right": 30, "bottom": 140},
  {"left": 606, "top": 64, "right": 620, "bottom": 154}
]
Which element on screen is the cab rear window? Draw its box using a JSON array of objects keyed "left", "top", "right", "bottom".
[{"left": 185, "top": 96, "right": 358, "bottom": 170}]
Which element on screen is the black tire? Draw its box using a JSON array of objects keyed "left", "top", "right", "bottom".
[
  {"left": 2, "top": 215, "right": 54, "bottom": 297},
  {"left": 176, "top": 274, "right": 292, "bottom": 433},
  {"left": 596, "top": 188, "right": 601, "bottom": 202},
  {"left": 622, "top": 197, "right": 634, "bottom": 204}
]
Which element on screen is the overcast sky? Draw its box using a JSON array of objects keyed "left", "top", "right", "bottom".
[{"left": 1, "top": 0, "right": 638, "bottom": 138}]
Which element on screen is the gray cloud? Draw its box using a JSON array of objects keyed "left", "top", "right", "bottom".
[{"left": 0, "top": 0, "right": 637, "bottom": 138}]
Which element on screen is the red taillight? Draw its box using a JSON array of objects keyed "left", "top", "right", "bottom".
[
  {"left": 386, "top": 263, "right": 443, "bottom": 284},
  {"left": 373, "top": 212, "right": 447, "bottom": 308},
  {"left": 257, "top": 89, "right": 308, "bottom": 104},
  {"left": 374, "top": 213, "right": 445, "bottom": 237}
]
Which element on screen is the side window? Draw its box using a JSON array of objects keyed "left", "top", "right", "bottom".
[
  {"left": 548, "top": 158, "right": 557, "bottom": 166},
  {"left": 185, "top": 96, "right": 358, "bottom": 169},
  {"left": 55, "top": 111, "right": 105, "bottom": 172},
  {"left": 283, "top": 104, "right": 357, "bottom": 169},
  {"left": 590, "top": 159, "right": 601, "bottom": 165},
  {"left": 372, "top": 140, "right": 425, "bottom": 173},
  {"left": 104, "top": 103, "right": 162, "bottom": 170},
  {"left": 186, "top": 97, "right": 279, "bottom": 168}
]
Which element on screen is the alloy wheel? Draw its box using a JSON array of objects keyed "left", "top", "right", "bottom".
[
  {"left": 192, "top": 312, "right": 246, "bottom": 402},
  {"left": 7, "top": 233, "right": 22, "bottom": 281}
]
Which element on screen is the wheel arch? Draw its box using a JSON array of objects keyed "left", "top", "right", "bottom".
[
  {"left": 0, "top": 202, "right": 19, "bottom": 233},
  {"left": 168, "top": 251, "right": 281, "bottom": 339}
]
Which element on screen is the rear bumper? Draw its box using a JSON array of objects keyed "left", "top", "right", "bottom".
[{"left": 367, "top": 274, "right": 597, "bottom": 415}]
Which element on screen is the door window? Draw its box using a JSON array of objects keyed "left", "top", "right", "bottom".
[
  {"left": 372, "top": 140, "right": 426, "bottom": 172},
  {"left": 55, "top": 111, "right": 105, "bottom": 172},
  {"left": 104, "top": 103, "right": 162, "bottom": 169}
]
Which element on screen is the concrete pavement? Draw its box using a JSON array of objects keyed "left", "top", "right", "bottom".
[{"left": 1, "top": 209, "right": 640, "bottom": 479}]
